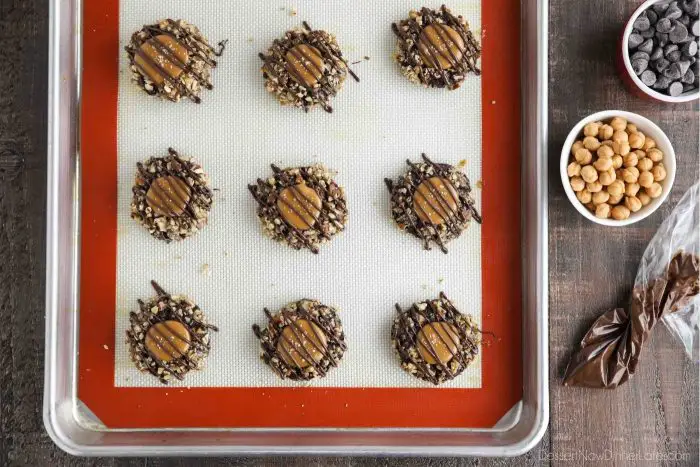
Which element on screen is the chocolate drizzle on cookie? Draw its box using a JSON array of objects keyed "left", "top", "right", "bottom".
[
  {"left": 392, "top": 292, "right": 480, "bottom": 385},
  {"left": 416, "top": 321, "right": 461, "bottom": 364},
  {"left": 253, "top": 299, "right": 347, "bottom": 381},
  {"left": 285, "top": 44, "right": 327, "bottom": 88},
  {"left": 131, "top": 148, "right": 213, "bottom": 242},
  {"left": 248, "top": 164, "right": 348, "bottom": 253},
  {"left": 276, "top": 317, "right": 329, "bottom": 369},
  {"left": 392, "top": 5, "right": 481, "bottom": 89},
  {"left": 146, "top": 175, "right": 192, "bottom": 217},
  {"left": 127, "top": 281, "right": 218, "bottom": 384},
  {"left": 413, "top": 176, "right": 461, "bottom": 226},
  {"left": 385, "top": 153, "right": 481, "bottom": 253},
  {"left": 259, "top": 21, "right": 358, "bottom": 113},
  {"left": 417, "top": 24, "right": 466, "bottom": 70},
  {"left": 126, "top": 19, "right": 226, "bottom": 103},
  {"left": 276, "top": 182, "right": 323, "bottom": 230}
]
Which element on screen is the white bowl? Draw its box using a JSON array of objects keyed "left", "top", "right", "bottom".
[
  {"left": 560, "top": 110, "right": 676, "bottom": 226},
  {"left": 621, "top": 0, "right": 699, "bottom": 103}
]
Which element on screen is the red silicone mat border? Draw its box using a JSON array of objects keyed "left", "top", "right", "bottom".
[{"left": 78, "top": 0, "right": 522, "bottom": 429}]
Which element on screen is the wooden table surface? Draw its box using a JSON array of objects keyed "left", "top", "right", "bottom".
[{"left": 0, "top": 0, "right": 697, "bottom": 465}]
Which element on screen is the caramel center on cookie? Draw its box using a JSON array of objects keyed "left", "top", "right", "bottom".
[
  {"left": 413, "top": 176, "right": 460, "bottom": 225},
  {"left": 134, "top": 34, "right": 190, "bottom": 86},
  {"left": 417, "top": 322, "right": 461, "bottom": 365},
  {"left": 144, "top": 320, "right": 192, "bottom": 362},
  {"left": 285, "top": 44, "right": 326, "bottom": 88},
  {"left": 276, "top": 183, "right": 323, "bottom": 230},
  {"left": 277, "top": 319, "right": 328, "bottom": 369},
  {"left": 146, "top": 175, "right": 192, "bottom": 217},
  {"left": 418, "top": 24, "right": 465, "bottom": 70}
]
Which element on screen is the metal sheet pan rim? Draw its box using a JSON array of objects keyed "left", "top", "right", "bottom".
[{"left": 44, "top": 0, "right": 549, "bottom": 456}]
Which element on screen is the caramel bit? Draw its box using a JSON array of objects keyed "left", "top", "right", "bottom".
[
  {"left": 146, "top": 175, "right": 192, "bottom": 217},
  {"left": 417, "top": 322, "right": 461, "bottom": 365},
  {"left": 413, "top": 176, "right": 460, "bottom": 225},
  {"left": 134, "top": 35, "right": 190, "bottom": 86},
  {"left": 285, "top": 44, "right": 326, "bottom": 88},
  {"left": 144, "top": 320, "right": 191, "bottom": 362},
  {"left": 418, "top": 24, "right": 465, "bottom": 70},
  {"left": 276, "top": 183, "right": 322, "bottom": 230},
  {"left": 276, "top": 319, "right": 328, "bottom": 369}
]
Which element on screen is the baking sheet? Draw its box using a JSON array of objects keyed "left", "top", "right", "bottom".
[{"left": 113, "top": 0, "right": 483, "bottom": 388}]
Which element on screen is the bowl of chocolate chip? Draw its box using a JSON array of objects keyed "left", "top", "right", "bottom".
[
  {"left": 561, "top": 111, "right": 676, "bottom": 226},
  {"left": 621, "top": 0, "right": 699, "bottom": 102}
]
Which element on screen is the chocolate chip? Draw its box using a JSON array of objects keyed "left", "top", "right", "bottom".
[
  {"left": 682, "top": 0, "right": 699, "bottom": 16},
  {"left": 670, "top": 22, "right": 689, "bottom": 42},
  {"left": 682, "top": 40, "right": 698, "bottom": 56},
  {"left": 632, "top": 58, "right": 649, "bottom": 75},
  {"left": 654, "top": 58, "right": 671, "bottom": 72},
  {"left": 656, "top": 32, "right": 670, "bottom": 45},
  {"left": 692, "top": 20, "right": 700, "bottom": 36},
  {"left": 679, "top": 14, "right": 691, "bottom": 26},
  {"left": 639, "top": 38, "right": 655, "bottom": 53},
  {"left": 665, "top": 43, "right": 680, "bottom": 55},
  {"left": 651, "top": 46, "right": 664, "bottom": 60},
  {"left": 668, "top": 49, "right": 683, "bottom": 61},
  {"left": 682, "top": 68, "right": 696, "bottom": 83},
  {"left": 634, "top": 16, "right": 651, "bottom": 31},
  {"left": 629, "top": 33, "right": 644, "bottom": 48},
  {"left": 665, "top": 5, "right": 683, "bottom": 20},
  {"left": 679, "top": 60, "right": 692, "bottom": 75},
  {"left": 632, "top": 51, "right": 650, "bottom": 61},
  {"left": 641, "top": 69, "right": 657, "bottom": 86},
  {"left": 641, "top": 27, "right": 656, "bottom": 38},
  {"left": 653, "top": 75, "right": 672, "bottom": 89},
  {"left": 653, "top": 3, "right": 669, "bottom": 14},
  {"left": 664, "top": 62, "right": 683, "bottom": 79},
  {"left": 656, "top": 17, "right": 674, "bottom": 33},
  {"left": 669, "top": 81, "right": 685, "bottom": 95},
  {"left": 683, "top": 83, "right": 695, "bottom": 91},
  {"left": 647, "top": 9, "right": 659, "bottom": 25}
]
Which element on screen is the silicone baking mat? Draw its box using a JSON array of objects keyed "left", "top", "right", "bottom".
[
  {"left": 79, "top": 0, "right": 522, "bottom": 428},
  {"left": 114, "top": 0, "right": 483, "bottom": 390}
]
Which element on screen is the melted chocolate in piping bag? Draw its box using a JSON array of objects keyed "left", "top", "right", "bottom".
[{"left": 563, "top": 253, "right": 699, "bottom": 389}]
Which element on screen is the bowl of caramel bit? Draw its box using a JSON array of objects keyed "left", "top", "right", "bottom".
[{"left": 561, "top": 110, "right": 676, "bottom": 226}]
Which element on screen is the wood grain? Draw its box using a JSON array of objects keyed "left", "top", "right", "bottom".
[
  {"left": 0, "top": 0, "right": 697, "bottom": 465},
  {"left": 548, "top": 2, "right": 699, "bottom": 466}
]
